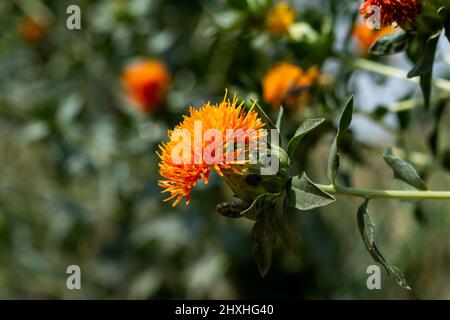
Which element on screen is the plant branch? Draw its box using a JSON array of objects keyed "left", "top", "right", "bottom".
[
  {"left": 353, "top": 58, "right": 450, "bottom": 92},
  {"left": 317, "top": 184, "right": 450, "bottom": 200}
]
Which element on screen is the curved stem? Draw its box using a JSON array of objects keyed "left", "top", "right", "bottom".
[
  {"left": 317, "top": 184, "right": 450, "bottom": 200},
  {"left": 353, "top": 58, "right": 450, "bottom": 92}
]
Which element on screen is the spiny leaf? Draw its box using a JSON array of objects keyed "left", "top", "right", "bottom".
[
  {"left": 369, "top": 31, "right": 414, "bottom": 56},
  {"left": 286, "top": 118, "right": 325, "bottom": 158},
  {"left": 383, "top": 146, "right": 427, "bottom": 191},
  {"left": 407, "top": 33, "right": 440, "bottom": 109},
  {"left": 327, "top": 96, "right": 354, "bottom": 184},
  {"left": 290, "top": 172, "right": 336, "bottom": 211},
  {"left": 357, "top": 201, "right": 411, "bottom": 290}
]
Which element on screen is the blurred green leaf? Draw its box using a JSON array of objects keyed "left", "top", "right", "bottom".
[
  {"left": 369, "top": 31, "right": 413, "bottom": 56},
  {"left": 407, "top": 33, "right": 440, "bottom": 109},
  {"left": 247, "top": 0, "right": 271, "bottom": 14},
  {"left": 57, "top": 94, "right": 83, "bottom": 126},
  {"left": 227, "top": 0, "right": 249, "bottom": 10},
  {"left": 18, "top": 121, "right": 50, "bottom": 145},
  {"left": 442, "top": 149, "right": 450, "bottom": 171},
  {"left": 438, "top": 6, "right": 450, "bottom": 42}
]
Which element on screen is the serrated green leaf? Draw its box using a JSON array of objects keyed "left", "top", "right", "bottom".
[
  {"left": 407, "top": 33, "right": 440, "bottom": 109},
  {"left": 357, "top": 201, "right": 411, "bottom": 290},
  {"left": 286, "top": 118, "right": 325, "bottom": 157},
  {"left": 383, "top": 146, "right": 427, "bottom": 191},
  {"left": 290, "top": 173, "right": 336, "bottom": 211},
  {"left": 327, "top": 96, "right": 354, "bottom": 184},
  {"left": 251, "top": 210, "right": 277, "bottom": 277},
  {"left": 369, "top": 31, "right": 413, "bottom": 56}
]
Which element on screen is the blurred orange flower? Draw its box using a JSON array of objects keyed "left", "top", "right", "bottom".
[
  {"left": 266, "top": 2, "right": 295, "bottom": 35},
  {"left": 353, "top": 22, "right": 396, "bottom": 53},
  {"left": 262, "top": 62, "right": 319, "bottom": 109},
  {"left": 18, "top": 16, "right": 49, "bottom": 44},
  {"left": 122, "top": 59, "right": 170, "bottom": 113},
  {"left": 158, "top": 93, "right": 265, "bottom": 206}
]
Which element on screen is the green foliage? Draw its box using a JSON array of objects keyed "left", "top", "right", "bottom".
[
  {"left": 327, "top": 96, "right": 353, "bottom": 184},
  {"left": 438, "top": 5, "right": 450, "bottom": 42},
  {"left": 287, "top": 118, "right": 325, "bottom": 158},
  {"left": 251, "top": 209, "right": 278, "bottom": 277},
  {"left": 245, "top": 192, "right": 295, "bottom": 276},
  {"left": 369, "top": 32, "right": 414, "bottom": 56},
  {"left": 290, "top": 173, "right": 335, "bottom": 211},
  {"left": 383, "top": 147, "right": 428, "bottom": 191},
  {"left": 407, "top": 33, "right": 440, "bottom": 109}
]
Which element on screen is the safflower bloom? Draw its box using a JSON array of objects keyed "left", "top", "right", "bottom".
[
  {"left": 262, "top": 62, "right": 319, "bottom": 109},
  {"left": 353, "top": 22, "right": 396, "bottom": 53},
  {"left": 158, "top": 93, "right": 266, "bottom": 206},
  {"left": 122, "top": 59, "right": 170, "bottom": 113},
  {"left": 266, "top": 2, "right": 295, "bottom": 35},
  {"left": 359, "top": 0, "right": 422, "bottom": 28},
  {"left": 18, "top": 16, "right": 49, "bottom": 43}
]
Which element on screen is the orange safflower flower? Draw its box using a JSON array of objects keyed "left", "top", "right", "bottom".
[
  {"left": 262, "top": 62, "right": 319, "bottom": 109},
  {"left": 158, "top": 93, "right": 265, "bottom": 206},
  {"left": 353, "top": 22, "right": 396, "bottom": 53},
  {"left": 122, "top": 59, "right": 170, "bottom": 113},
  {"left": 359, "top": 0, "right": 422, "bottom": 28},
  {"left": 18, "top": 16, "right": 49, "bottom": 43},
  {"left": 266, "top": 2, "right": 295, "bottom": 35}
]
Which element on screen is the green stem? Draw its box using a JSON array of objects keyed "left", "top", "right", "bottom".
[
  {"left": 353, "top": 58, "right": 450, "bottom": 92},
  {"left": 389, "top": 92, "right": 450, "bottom": 112},
  {"left": 317, "top": 184, "right": 450, "bottom": 200}
]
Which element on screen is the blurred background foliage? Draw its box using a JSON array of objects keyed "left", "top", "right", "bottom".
[{"left": 0, "top": 0, "right": 449, "bottom": 299}]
